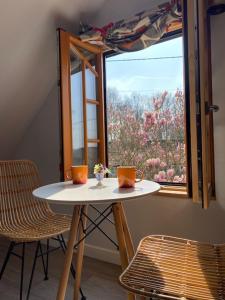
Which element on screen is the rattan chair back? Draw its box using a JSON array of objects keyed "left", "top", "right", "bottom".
[
  {"left": 0, "top": 160, "right": 75, "bottom": 299},
  {"left": 0, "top": 160, "right": 51, "bottom": 234},
  {"left": 120, "top": 235, "right": 225, "bottom": 300}
]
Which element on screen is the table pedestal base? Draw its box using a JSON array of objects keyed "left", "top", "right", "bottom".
[
  {"left": 112, "top": 203, "right": 135, "bottom": 300},
  {"left": 57, "top": 206, "right": 81, "bottom": 300},
  {"left": 57, "top": 202, "right": 136, "bottom": 300}
]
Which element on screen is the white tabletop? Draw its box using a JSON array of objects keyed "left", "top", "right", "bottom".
[{"left": 33, "top": 178, "right": 160, "bottom": 205}]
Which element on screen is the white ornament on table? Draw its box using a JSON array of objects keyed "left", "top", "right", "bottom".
[{"left": 95, "top": 172, "right": 105, "bottom": 187}]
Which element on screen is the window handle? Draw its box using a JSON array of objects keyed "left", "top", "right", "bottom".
[{"left": 206, "top": 103, "right": 219, "bottom": 114}]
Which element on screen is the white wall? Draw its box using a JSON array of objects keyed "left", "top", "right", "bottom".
[
  {"left": 13, "top": 2, "right": 225, "bottom": 264},
  {"left": 0, "top": 0, "right": 106, "bottom": 160},
  {"left": 81, "top": 0, "right": 166, "bottom": 26},
  {"left": 82, "top": 8, "right": 225, "bottom": 264},
  {"left": 84, "top": 13, "right": 225, "bottom": 264},
  {"left": 14, "top": 86, "right": 61, "bottom": 184}
]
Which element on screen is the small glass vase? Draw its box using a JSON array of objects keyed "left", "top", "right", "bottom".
[{"left": 95, "top": 172, "right": 104, "bottom": 187}]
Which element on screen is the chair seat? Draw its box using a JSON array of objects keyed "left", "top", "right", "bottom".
[
  {"left": 120, "top": 235, "right": 225, "bottom": 300},
  {"left": 0, "top": 213, "right": 72, "bottom": 242}
]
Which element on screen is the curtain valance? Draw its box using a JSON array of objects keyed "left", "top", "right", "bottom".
[{"left": 79, "top": 0, "right": 182, "bottom": 52}]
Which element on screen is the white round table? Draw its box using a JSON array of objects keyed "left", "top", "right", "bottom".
[
  {"left": 33, "top": 178, "right": 160, "bottom": 300},
  {"left": 33, "top": 178, "right": 160, "bottom": 205}
]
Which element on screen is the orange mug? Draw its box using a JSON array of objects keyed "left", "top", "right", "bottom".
[
  {"left": 67, "top": 165, "right": 88, "bottom": 184},
  {"left": 117, "top": 166, "right": 144, "bottom": 188}
]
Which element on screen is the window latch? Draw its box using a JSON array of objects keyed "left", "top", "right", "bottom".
[{"left": 205, "top": 103, "right": 219, "bottom": 114}]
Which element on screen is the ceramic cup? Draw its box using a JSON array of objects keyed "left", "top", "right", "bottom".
[
  {"left": 68, "top": 165, "right": 88, "bottom": 184},
  {"left": 117, "top": 166, "right": 143, "bottom": 188}
]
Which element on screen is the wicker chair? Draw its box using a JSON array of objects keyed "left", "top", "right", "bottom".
[
  {"left": 0, "top": 160, "right": 84, "bottom": 300},
  {"left": 119, "top": 235, "right": 225, "bottom": 300}
]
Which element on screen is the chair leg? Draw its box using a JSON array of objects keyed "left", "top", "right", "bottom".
[
  {"left": 45, "top": 239, "right": 49, "bottom": 280},
  {"left": 26, "top": 242, "right": 40, "bottom": 300},
  {"left": 20, "top": 243, "right": 26, "bottom": 300},
  {"left": 0, "top": 241, "right": 15, "bottom": 280},
  {"left": 58, "top": 234, "right": 86, "bottom": 300},
  {"left": 39, "top": 242, "right": 48, "bottom": 280}
]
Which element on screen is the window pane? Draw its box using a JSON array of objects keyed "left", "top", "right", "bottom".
[
  {"left": 86, "top": 67, "right": 97, "bottom": 100},
  {"left": 105, "top": 37, "right": 186, "bottom": 184},
  {"left": 70, "top": 50, "right": 84, "bottom": 165},
  {"left": 87, "top": 104, "right": 98, "bottom": 140},
  {"left": 75, "top": 46, "right": 97, "bottom": 100},
  {"left": 88, "top": 143, "right": 98, "bottom": 177}
]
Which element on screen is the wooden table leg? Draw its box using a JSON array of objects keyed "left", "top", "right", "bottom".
[
  {"left": 112, "top": 203, "right": 136, "bottom": 300},
  {"left": 121, "top": 202, "right": 148, "bottom": 300},
  {"left": 73, "top": 205, "right": 88, "bottom": 300},
  {"left": 119, "top": 203, "right": 135, "bottom": 261},
  {"left": 57, "top": 205, "right": 81, "bottom": 300}
]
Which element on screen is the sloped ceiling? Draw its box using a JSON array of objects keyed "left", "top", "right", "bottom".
[
  {"left": 82, "top": 0, "right": 166, "bottom": 26},
  {"left": 0, "top": 0, "right": 164, "bottom": 159},
  {"left": 0, "top": 0, "right": 105, "bottom": 159}
]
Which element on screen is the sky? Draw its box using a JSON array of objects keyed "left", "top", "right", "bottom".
[
  {"left": 70, "top": 36, "right": 184, "bottom": 150},
  {"left": 105, "top": 36, "right": 183, "bottom": 98}
]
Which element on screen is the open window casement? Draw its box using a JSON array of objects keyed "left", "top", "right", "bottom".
[
  {"left": 58, "top": 0, "right": 216, "bottom": 206},
  {"left": 184, "top": 0, "right": 215, "bottom": 208},
  {"left": 58, "top": 29, "right": 106, "bottom": 180}
]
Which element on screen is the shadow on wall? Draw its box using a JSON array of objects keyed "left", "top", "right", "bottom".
[
  {"left": 1, "top": 0, "right": 106, "bottom": 160},
  {"left": 8, "top": 0, "right": 225, "bottom": 261},
  {"left": 8, "top": 0, "right": 107, "bottom": 178},
  {"left": 13, "top": 85, "right": 61, "bottom": 184},
  {"left": 81, "top": 0, "right": 167, "bottom": 26},
  {"left": 123, "top": 194, "right": 225, "bottom": 247}
]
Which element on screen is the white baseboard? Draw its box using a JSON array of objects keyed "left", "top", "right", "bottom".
[
  {"left": 45, "top": 239, "right": 120, "bottom": 265},
  {"left": 84, "top": 243, "right": 120, "bottom": 265}
]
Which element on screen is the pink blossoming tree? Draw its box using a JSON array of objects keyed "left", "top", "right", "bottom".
[{"left": 107, "top": 88, "right": 186, "bottom": 183}]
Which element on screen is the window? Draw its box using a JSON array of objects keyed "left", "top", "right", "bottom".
[
  {"left": 105, "top": 37, "right": 186, "bottom": 185},
  {"left": 59, "top": 0, "right": 216, "bottom": 208},
  {"left": 58, "top": 33, "right": 105, "bottom": 179}
]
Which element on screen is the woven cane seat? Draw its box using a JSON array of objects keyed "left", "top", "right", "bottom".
[
  {"left": 0, "top": 212, "right": 71, "bottom": 242},
  {"left": 0, "top": 160, "right": 72, "bottom": 242},
  {"left": 120, "top": 235, "right": 225, "bottom": 300}
]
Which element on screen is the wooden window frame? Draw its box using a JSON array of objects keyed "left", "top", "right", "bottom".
[
  {"left": 184, "top": 0, "right": 215, "bottom": 207},
  {"left": 58, "top": 29, "right": 106, "bottom": 180},
  {"left": 58, "top": 0, "right": 216, "bottom": 206},
  {"left": 102, "top": 0, "right": 215, "bottom": 202},
  {"left": 103, "top": 31, "right": 189, "bottom": 198}
]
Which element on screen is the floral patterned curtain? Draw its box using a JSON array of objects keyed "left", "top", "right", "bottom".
[{"left": 79, "top": 0, "right": 182, "bottom": 52}]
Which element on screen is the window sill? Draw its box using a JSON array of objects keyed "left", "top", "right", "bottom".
[{"left": 157, "top": 185, "right": 188, "bottom": 198}]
